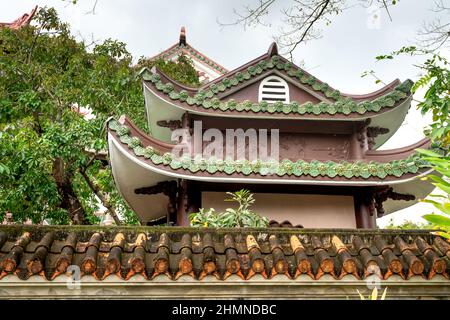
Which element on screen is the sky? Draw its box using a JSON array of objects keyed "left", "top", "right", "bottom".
[{"left": 1, "top": 0, "right": 448, "bottom": 227}]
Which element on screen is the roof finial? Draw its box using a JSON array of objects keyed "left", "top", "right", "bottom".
[
  {"left": 268, "top": 42, "right": 278, "bottom": 57},
  {"left": 179, "top": 26, "right": 186, "bottom": 46}
]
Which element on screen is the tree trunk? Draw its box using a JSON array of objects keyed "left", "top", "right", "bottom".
[
  {"left": 52, "top": 158, "right": 86, "bottom": 224},
  {"left": 79, "top": 170, "right": 122, "bottom": 225}
]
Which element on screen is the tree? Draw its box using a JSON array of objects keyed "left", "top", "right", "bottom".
[
  {"left": 375, "top": 47, "right": 449, "bottom": 236},
  {"left": 221, "top": 0, "right": 400, "bottom": 59},
  {"left": 0, "top": 7, "right": 199, "bottom": 225},
  {"left": 138, "top": 55, "right": 201, "bottom": 88},
  {"left": 416, "top": 149, "right": 450, "bottom": 239}
]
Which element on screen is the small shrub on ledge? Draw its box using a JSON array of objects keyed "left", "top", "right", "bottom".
[{"left": 189, "top": 189, "right": 269, "bottom": 228}]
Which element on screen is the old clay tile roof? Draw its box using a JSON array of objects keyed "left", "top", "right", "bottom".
[
  {"left": 0, "top": 6, "right": 37, "bottom": 30},
  {"left": 0, "top": 226, "right": 449, "bottom": 282},
  {"left": 269, "top": 220, "right": 304, "bottom": 228}
]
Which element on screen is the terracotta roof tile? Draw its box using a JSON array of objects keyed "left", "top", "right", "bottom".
[
  {"left": 0, "top": 226, "right": 449, "bottom": 282},
  {"left": 269, "top": 220, "right": 303, "bottom": 228}
]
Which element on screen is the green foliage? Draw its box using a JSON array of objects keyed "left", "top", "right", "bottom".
[
  {"left": 376, "top": 47, "right": 449, "bottom": 148},
  {"left": 138, "top": 54, "right": 200, "bottom": 87},
  {"left": 0, "top": 7, "right": 198, "bottom": 225},
  {"left": 374, "top": 46, "right": 449, "bottom": 239},
  {"left": 189, "top": 189, "right": 269, "bottom": 228},
  {"left": 384, "top": 219, "right": 432, "bottom": 230},
  {"left": 416, "top": 148, "right": 450, "bottom": 239}
]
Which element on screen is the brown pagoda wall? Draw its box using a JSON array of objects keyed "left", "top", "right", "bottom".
[
  {"left": 194, "top": 132, "right": 353, "bottom": 161},
  {"left": 188, "top": 116, "right": 364, "bottom": 162},
  {"left": 201, "top": 192, "right": 356, "bottom": 228}
]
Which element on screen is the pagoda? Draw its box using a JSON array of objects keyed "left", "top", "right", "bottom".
[
  {"left": 0, "top": 6, "right": 37, "bottom": 30},
  {"left": 147, "top": 27, "right": 228, "bottom": 83},
  {"left": 107, "top": 33, "right": 433, "bottom": 228},
  {"left": 0, "top": 19, "right": 448, "bottom": 300}
]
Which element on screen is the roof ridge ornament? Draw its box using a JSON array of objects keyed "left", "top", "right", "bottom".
[
  {"left": 268, "top": 42, "right": 278, "bottom": 57},
  {"left": 179, "top": 26, "right": 187, "bottom": 46}
]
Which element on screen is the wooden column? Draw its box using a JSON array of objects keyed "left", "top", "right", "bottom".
[
  {"left": 176, "top": 180, "right": 201, "bottom": 226},
  {"left": 354, "top": 194, "right": 376, "bottom": 229},
  {"left": 351, "top": 120, "right": 370, "bottom": 160},
  {"left": 177, "top": 179, "right": 189, "bottom": 226},
  {"left": 187, "top": 180, "right": 201, "bottom": 216}
]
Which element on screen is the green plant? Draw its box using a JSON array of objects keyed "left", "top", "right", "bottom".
[
  {"left": 357, "top": 287, "right": 388, "bottom": 300},
  {"left": 384, "top": 219, "right": 432, "bottom": 230},
  {"left": 137, "top": 54, "right": 200, "bottom": 87},
  {"left": 189, "top": 189, "right": 269, "bottom": 228},
  {"left": 375, "top": 47, "right": 449, "bottom": 239},
  {"left": 376, "top": 48, "right": 449, "bottom": 148},
  {"left": 417, "top": 148, "right": 450, "bottom": 239}
]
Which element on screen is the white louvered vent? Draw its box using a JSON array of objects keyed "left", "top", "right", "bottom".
[{"left": 258, "top": 75, "right": 290, "bottom": 104}]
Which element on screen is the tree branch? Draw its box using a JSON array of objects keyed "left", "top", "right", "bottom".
[
  {"left": 79, "top": 169, "right": 122, "bottom": 225},
  {"left": 285, "top": 0, "right": 331, "bottom": 59}
]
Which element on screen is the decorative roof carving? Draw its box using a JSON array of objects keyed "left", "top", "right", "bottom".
[
  {"left": 267, "top": 42, "right": 278, "bottom": 57},
  {"left": 179, "top": 26, "right": 186, "bottom": 46}
]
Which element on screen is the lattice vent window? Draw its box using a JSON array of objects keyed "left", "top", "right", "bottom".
[{"left": 258, "top": 75, "right": 290, "bottom": 103}]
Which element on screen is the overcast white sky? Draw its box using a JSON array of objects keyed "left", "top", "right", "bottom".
[{"left": 1, "top": 0, "right": 448, "bottom": 227}]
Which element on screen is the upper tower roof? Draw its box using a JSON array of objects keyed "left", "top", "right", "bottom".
[
  {"left": 143, "top": 42, "right": 412, "bottom": 116},
  {"left": 148, "top": 27, "right": 228, "bottom": 83},
  {"left": 141, "top": 42, "right": 414, "bottom": 147},
  {"left": 0, "top": 6, "right": 37, "bottom": 30}
]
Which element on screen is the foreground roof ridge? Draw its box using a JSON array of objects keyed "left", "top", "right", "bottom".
[{"left": 0, "top": 225, "right": 448, "bottom": 282}]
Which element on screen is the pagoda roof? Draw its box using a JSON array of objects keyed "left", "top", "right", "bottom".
[
  {"left": 107, "top": 116, "right": 434, "bottom": 221},
  {"left": 142, "top": 43, "right": 414, "bottom": 146},
  {"left": 0, "top": 6, "right": 37, "bottom": 30},
  {"left": 144, "top": 69, "right": 411, "bottom": 118},
  {"left": 147, "top": 27, "right": 228, "bottom": 80},
  {"left": 110, "top": 116, "right": 430, "bottom": 182},
  {"left": 1, "top": 225, "right": 449, "bottom": 288},
  {"left": 141, "top": 42, "right": 413, "bottom": 118}
]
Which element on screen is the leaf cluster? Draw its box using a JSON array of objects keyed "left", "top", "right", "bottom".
[{"left": 189, "top": 189, "right": 269, "bottom": 228}]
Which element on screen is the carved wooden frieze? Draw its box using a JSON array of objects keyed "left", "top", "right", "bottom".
[
  {"left": 157, "top": 120, "right": 182, "bottom": 131},
  {"left": 367, "top": 126, "right": 390, "bottom": 150}
]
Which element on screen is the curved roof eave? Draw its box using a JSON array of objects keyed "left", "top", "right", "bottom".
[
  {"left": 108, "top": 131, "right": 435, "bottom": 219},
  {"left": 108, "top": 119, "right": 431, "bottom": 186},
  {"left": 143, "top": 80, "right": 413, "bottom": 121},
  {"left": 340, "top": 79, "right": 401, "bottom": 101},
  {"left": 143, "top": 81, "right": 413, "bottom": 147}
]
